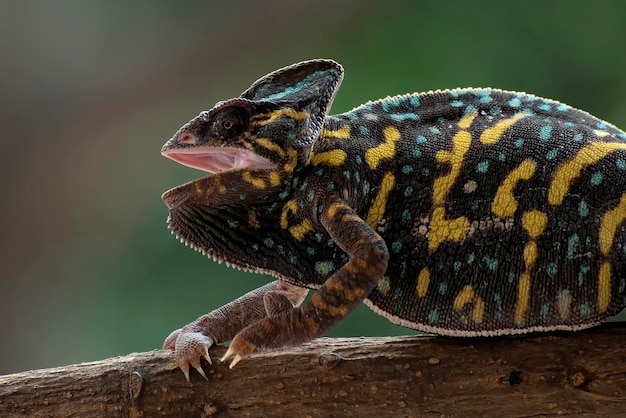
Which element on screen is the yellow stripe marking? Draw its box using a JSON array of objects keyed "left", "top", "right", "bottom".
[
  {"left": 429, "top": 112, "right": 477, "bottom": 254},
  {"left": 255, "top": 138, "right": 285, "bottom": 158},
  {"left": 491, "top": 159, "right": 536, "bottom": 218},
  {"left": 479, "top": 113, "right": 528, "bottom": 144},
  {"left": 327, "top": 202, "right": 346, "bottom": 219},
  {"left": 472, "top": 296, "right": 485, "bottom": 324},
  {"left": 598, "top": 261, "right": 612, "bottom": 313},
  {"left": 549, "top": 142, "right": 626, "bottom": 205},
  {"left": 598, "top": 193, "right": 626, "bottom": 255},
  {"left": 377, "top": 276, "right": 391, "bottom": 296},
  {"left": 269, "top": 171, "right": 281, "bottom": 187},
  {"left": 322, "top": 126, "right": 351, "bottom": 139},
  {"left": 280, "top": 200, "right": 297, "bottom": 229},
  {"left": 415, "top": 267, "right": 430, "bottom": 298},
  {"left": 310, "top": 149, "right": 347, "bottom": 167},
  {"left": 365, "top": 172, "right": 396, "bottom": 227},
  {"left": 365, "top": 126, "right": 401, "bottom": 169},
  {"left": 283, "top": 150, "right": 298, "bottom": 173},
  {"left": 521, "top": 209, "right": 548, "bottom": 239},
  {"left": 242, "top": 171, "right": 266, "bottom": 188},
  {"left": 289, "top": 219, "right": 313, "bottom": 241},
  {"left": 252, "top": 109, "right": 309, "bottom": 126},
  {"left": 453, "top": 285, "right": 475, "bottom": 311},
  {"left": 515, "top": 210, "right": 548, "bottom": 325}
]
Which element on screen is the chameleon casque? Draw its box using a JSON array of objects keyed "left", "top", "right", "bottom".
[{"left": 161, "top": 59, "right": 626, "bottom": 380}]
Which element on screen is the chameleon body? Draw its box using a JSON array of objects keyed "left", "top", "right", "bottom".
[{"left": 161, "top": 59, "right": 626, "bottom": 379}]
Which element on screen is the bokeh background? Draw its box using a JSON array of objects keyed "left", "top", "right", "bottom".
[{"left": 2, "top": 0, "right": 626, "bottom": 374}]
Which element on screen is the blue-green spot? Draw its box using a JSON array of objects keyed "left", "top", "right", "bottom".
[
  {"left": 546, "top": 149, "right": 558, "bottom": 160},
  {"left": 428, "top": 309, "right": 439, "bottom": 324},
  {"left": 404, "top": 186, "right": 413, "bottom": 197},
  {"left": 580, "top": 303, "right": 591, "bottom": 318},
  {"left": 314, "top": 261, "right": 335, "bottom": 276},
  {"left": 578, "top": 201, "right": 589, "bottom": 217},
  {"left": 514, "top": 138, "right": 524, "bottom": 148},
  {"left": 547, "top": 262, "right": 558, "bottom": 277},
  {"left": 451, "top": 100, "right": 464, "bottom": 107},
  {"left": 590, "top": 171, "right": 603, "bottom": 186},
  {"left": 402, "top": 165, "right": 414, "bottom": 174},
  {"left": 617, "top": 158, "right": 626, "bottom": 170},
  {"left": 540, "top": 303, "right": 549, "bottom": 318},
  {"left": 539, "top": 125, "right": 552, "bottom": 141},
  {"left": 508, "top": 97, "right": 522, "bottom": 107},
  {"left": 438, "top": 282, "right": 448, "bottom": 295},
  {"left": 453, "top": 261, "right": 462, "bottom": 273},
  {"left": 567, "top": 234, "right": 579, "bottom": 260},
  {"left": 483, "top": 256, "right": 497, "bottom": 271},
  {"left": 476, "top": 160, "right": 489, "bottom": 173},
  {"left": 402, "top": 209, "right": 411, "bottom": 222},
  {"left": 412, "top": 148, "right": 422, "bottom": 158},
  {"left": 392, "top": 242, "right": 402, "bottom": 254},
  {"left": 578, "top": 264, "right": 590, "bottom": 287}
]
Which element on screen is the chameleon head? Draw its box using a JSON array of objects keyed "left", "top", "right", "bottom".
[{"left": 161, "top": 59, "right": 345, "bottom": 209}]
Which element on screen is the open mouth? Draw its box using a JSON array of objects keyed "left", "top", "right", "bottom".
[{"left": 162, "top": 147, "right": 275, "bottom": 174}]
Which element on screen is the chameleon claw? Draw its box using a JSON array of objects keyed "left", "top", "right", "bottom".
[
  {"left": 220, "top": 346, "right": 236, "bottom": 364},
  {"left": 229, "top": 354, "right": 243, "bottom": 369},
  {"left": 180, "top": 362, "right": 191, "bottom": 382},
  {"left": 190, "top": 358, "right": 209, "bottom": 380}
]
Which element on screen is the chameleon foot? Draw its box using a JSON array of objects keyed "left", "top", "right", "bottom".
[
  {"left": 220, "top": 335, "right": 257, "bottom": 369},
  {"left": 163, "top": 328, "right": 214, "bottom": 381}
]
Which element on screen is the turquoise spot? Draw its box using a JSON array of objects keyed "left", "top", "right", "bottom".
[
  {"left": 340, "top": 253, "right": 349, "bottom": 263},
  {"left": 580, "top": 303, "right": 591, "bottom": 318},
  {"left": 619, "top": 278, "right": 625, "bottom": 293},
  {"left": 567, "top": 234, "right": 579, "bottom": 260},
  {"left": 557, "top": 103, "right": 569, "bottom": 111},
  {"left": 276, "top": 245, "right": 284, "bottom": 255},
  {"left": 289, "top": 254, "right": 298, "bottom": 264},
  {"left": 355, "top": 155, "right": 363, "bottom": 164},
  {"left": 539, "top": 125, "right": 552, "bottom": 141},
  {"left": 437, "top": 116, "right": 446, "bottom": 124},
  {"left": 476, "top": 160, "right": 490, "bottom": 173},
  {"left": 478, "top": 93, "right": 493, "bottom": 104},
  {"left": 453, "top": 261, "right": 462, "bottom": 272},
  {"left": 578, "top": 265, "right": 590, "bottom": 287},
  {"left": 327, "top": 239, "right": 335, "bottom": 247},
  {"left": 262, "top": 71, "right": 329, "bottom": 101},
  {"left": 314, "top": 261, "right": 335, "bottom": 276},
  {"left": 590, "top": 171, "right": 603, "bottom": 186},
  {"left": 279, "top": 190, "right": 289, "bottom": 199},
  {"left": 464, "top": 104, "right": 478, "bottom": 115},
  {"left": 564, "top": 122, "right": 575, "bottom": 127},
  {"left": 307, "top": 189, "right": 315, "bottom": 201},
  {"left": 489, "top": 106, "right": 501, "bottom": 115},
  {"left": 402, "top": 165, "right": 414, "bottom": 174},
  {"left": 578, "top": 200, "right": 589, "bottom": 217},
  {"left": 467, "top": 253, "right": 475, "bottom": 264},
  {"left": 359, "top": 125, "right": 369, "bottom": 136},
  {"left": 540, "top": 303, "right": 549, "bottom": 318},
  {"left": 483, "top": 256, "right": 498, "bottom": 271},
  {"left": 429, "top": 126, "right": 441, "bottom": 134},
  {"left": 316, "top": 168, "right": 325, "bottom": 176},
  {"left": 450, "top": 90, "right": 460, "bottom": 97},
  {"left": 546, "top": 149, "right": 558, "bottom": 160},
  {"left": 438, "top": 282, "right": 448, "bottom": 295},
  {"left": 404, "top": 186, "right": 413, "bottom": 197},
  {"left": 416, "top": 135, "right": 427, "bottom": 143},
  {"left": 450, "top": 100, "right": 464, "bottom": 107},
  {"left": 315, "top": 233, "right": 323, "bottom": 242},
  {"left": 292, "top": 177, "right": 300, "bottom": 188},
  {"left": 573, "top": 132, "right": 584, "bottom": 141},
  {"left": 547, "top": 262, "right": 558, "bottom": 277},
  {"left": 412, "top": 148, "right": 422, "bottom": 158},
  {"left": 391, "top": 113, "right": 420, "bottom": 122},
  {"left": 498, "top": 153, "right": 506, "bottom": 162},
  {"left": 616, "top": 158, "right": 626, "bottom": 170},
  {"left": 508, "top": 97, "right": 522, "bottom": 107},
  {"left": 538, "top": 103, "right": 551, "bottom": 111},
  {"left": 421, "top": 168, "right": 430, "bottom": 176},
  {"left": 597, "top": 121, "right": 607, "bottom": 129},
  {"left": 307, "top": 247, "right": 315, "bottom": 255},
  {"left": 251, "top": 243, "right": 259, "bottom": 251},
  {"left": 264, "top": 238, "right": 274, "bottom": 247},
  {"left": 354, "top": 172, "right": 360, "bottom": 183},
  {"left": 392, "top": 242, "right": 402, "bottom": 253},
  {"left": 343, "top": 170, "right": 351, "bottom": 180},
  {"left": 508, "top": 272, "right": 516, "bottom": 284},
  {"left": 428, "top": 309, "right": 439, "bottom": 324},
  {"left": 402, "top": 209, "right": 411, "bottom": 222},
  {"left": 410, "top": 95, "right": 421, "bottom": 107},
  {"left": 239, "top": 194, "right": 247, "bottom": 201},
  {"left": 514, "top": 138, "right": 524, "bottom": 148}
]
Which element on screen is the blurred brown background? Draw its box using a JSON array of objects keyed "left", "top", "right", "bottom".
[{"left": 1, "top": 0, "right": 625, "bottom": 374}]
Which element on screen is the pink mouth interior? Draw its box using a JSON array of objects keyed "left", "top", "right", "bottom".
[{"left": 162, "top": 147, "right": 275, "bottom": 173}]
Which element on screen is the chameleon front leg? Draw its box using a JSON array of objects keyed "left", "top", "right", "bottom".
[
  {"left": 222, "top": 199, "right": 389, "bottom": 368},
  {"left": 163, "top": 280, "right": 308, "bottom": 380}
]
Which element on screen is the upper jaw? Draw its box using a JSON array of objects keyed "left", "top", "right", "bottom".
[{"left": 161, "top": 146, "right": 276, "bottom": 174}]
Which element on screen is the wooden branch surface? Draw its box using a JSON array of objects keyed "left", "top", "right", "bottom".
[{"left": 1, "top": 324, "right": 625, "bottom": 417}]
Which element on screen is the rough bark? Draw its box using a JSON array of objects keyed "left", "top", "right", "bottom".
[{"left": 1, "top": 324, "right": 625, "bottom": 417}]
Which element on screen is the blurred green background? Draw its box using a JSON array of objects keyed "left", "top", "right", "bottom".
[{"left": 2, "top": 0, "right": 626, "bottom": 374}]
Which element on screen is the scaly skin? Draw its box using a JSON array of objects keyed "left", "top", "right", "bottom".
[{"left": 160, "top": 59, "right": 626, "bottom": 379}]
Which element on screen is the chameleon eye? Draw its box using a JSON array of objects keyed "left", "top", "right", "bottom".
[{"left": 211, "top": 107, "right": 248, "bottom": 139}]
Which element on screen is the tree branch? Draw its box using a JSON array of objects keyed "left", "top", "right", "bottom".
[{"left": 1, "top": 323, "right": 625, "bottom": 417}]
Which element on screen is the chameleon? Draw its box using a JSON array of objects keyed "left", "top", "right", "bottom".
[{"left": 161, "top": 59, "right": 626, "bottom": 380}]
